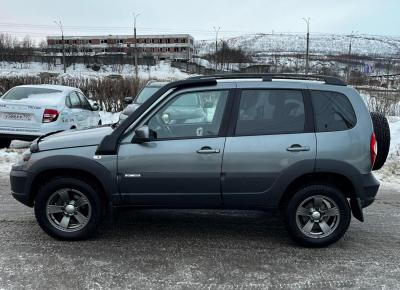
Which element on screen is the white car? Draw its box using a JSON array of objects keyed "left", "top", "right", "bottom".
[{"left": 0, "top": 85, "right": 101, "bottom": 147}]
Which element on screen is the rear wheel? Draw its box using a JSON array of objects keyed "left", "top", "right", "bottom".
[
  {"left": 34, "top": 177, "right": 102, "bottom": 240},
  {"left": 284, "top": 184, "right": 351, "bottom": 247}
]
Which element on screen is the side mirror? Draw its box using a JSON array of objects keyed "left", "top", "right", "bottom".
[
  {"left": 92, "top": 102, "right": 100, "bottom": 111},
  {"left": 132, "top": 125, "right": 156, "bottom": 144},
  {"left": 124, "top": 97, "right": 134, "bottom": 105},
  {"left": 204, "top": 101, "right": 213, "bottom": 108}
]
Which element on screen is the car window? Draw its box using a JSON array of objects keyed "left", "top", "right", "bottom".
[
  {"left": 310, "top": 90, "right": 356, "bottom": 132},
  {"left": 235, "top": 90, "right": 305, "bottom": 136},
  {"left": 68, "top": 92, "right": 82, "bottom": 109},
  {"left": 2, "top": 87, "right": 61, "bottom": 100},
  {"left": 135, "top": 86, "right": 161, "bottom": 104},
  {"left": 147, "top": 90, "right": 229, "bottom": 139},
  {"left": 77, "top": 92, "right": 92, "bottom": 110}
]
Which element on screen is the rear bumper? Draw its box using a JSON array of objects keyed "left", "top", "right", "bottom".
[
  {"left": 10, "top": 167, "right": 32, "bottom": 207},
  {"left": 359, "top": 173, "right": 380, "bottom": 208}
]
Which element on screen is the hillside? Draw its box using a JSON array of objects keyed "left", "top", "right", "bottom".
[{"left": 196, "top": 33, "right": 400, "bottom": 57}]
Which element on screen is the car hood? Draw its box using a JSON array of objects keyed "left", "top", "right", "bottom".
[{"left": 38, "top": 126, "right": 114, "bottom": 151}]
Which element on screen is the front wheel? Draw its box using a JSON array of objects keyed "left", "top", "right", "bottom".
[
  {"left": 34, "top": 177, "right": 102, "bottom": 240},
  {"left": 284, "top": 184, "right": 351, "bottom": 247}
]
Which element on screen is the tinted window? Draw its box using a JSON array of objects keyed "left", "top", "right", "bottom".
[
  {"left": 311, "top": 90, "right": 356, "bottom": 132},
  {"left": 2, "top": 87, "right": 61, "bottom": 100},
  {"left": 235, "top": 90, "right": 305, "bottom": 135},
  {"left": 68, "top": 92, "right": 82, "bottom": 109},
  {"left": 148, "top": 90, "right": 228, "bottom": 139}
]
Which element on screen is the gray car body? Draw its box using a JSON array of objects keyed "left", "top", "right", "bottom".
[{"left": 10, "top": 79, "right": 379, "bottom": 222}]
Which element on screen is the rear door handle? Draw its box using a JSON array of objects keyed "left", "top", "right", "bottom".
[
  {"left": 287, "top": 144, "right": 310, "bottom": 152},
  {"left": 197, "top": 146, "right": 220, "bottom": 154}
]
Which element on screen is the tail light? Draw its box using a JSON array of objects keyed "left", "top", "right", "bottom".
[
  {"left": 370, "top": 132, "right": 377, "bottom": 168},
  {"left": 42, "top": 109, "right": 59, "bottom": 123}
]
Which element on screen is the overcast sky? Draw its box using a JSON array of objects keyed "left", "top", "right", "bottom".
[{"left": 1, "top": 0, "right": 399, "bottom": 41}]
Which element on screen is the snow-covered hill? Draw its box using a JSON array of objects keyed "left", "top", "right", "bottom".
[{"left": 197, "top": 33, "right": 400, "bottom": 57}]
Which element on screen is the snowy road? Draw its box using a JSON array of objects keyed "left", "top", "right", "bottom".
[{"left": 0, "top": 172, "right": 400, "bottom": 289}]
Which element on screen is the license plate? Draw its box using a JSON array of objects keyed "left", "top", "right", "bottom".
[{"left": 0, "top": 112, "right": 32, "bottom": 121}]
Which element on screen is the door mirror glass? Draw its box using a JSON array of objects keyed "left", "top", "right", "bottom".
[
  {"left": 132, "top": 125, "right": 156, "bottom": 144},
  {"left": 124, "top": 97, "right": 134, "bottom": 105}
]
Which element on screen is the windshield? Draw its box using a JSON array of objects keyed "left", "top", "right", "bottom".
[
  {"left": 2, "top": 87, "right": 62, "bottom": 100},
  {"left": 135, "top": 86, "right": 161, "bottom": 104}
]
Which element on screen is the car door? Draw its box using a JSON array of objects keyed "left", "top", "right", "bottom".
[
  {"left": 222, "top": 87, "right": 316, "bottom": 208},
  {"left": 117, "top": 89, "right": 232, "bottom": 207},
  {"left": 67, "top": 92, "right": 87, "bottom": 129},
  {"left": 77, "top": 92, "right": 93, "bottom": 127}
]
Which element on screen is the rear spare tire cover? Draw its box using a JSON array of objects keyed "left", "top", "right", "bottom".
[{"left": 370, "top": 112, "right": 391, "bottom": 170}]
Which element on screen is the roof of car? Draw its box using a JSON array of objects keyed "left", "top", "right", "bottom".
[
  {"left": 15, "top": 84, "right": 80, "bottom": 94},
  {"left": 146, "top": 81, "right": 168, "bottom": 87}
]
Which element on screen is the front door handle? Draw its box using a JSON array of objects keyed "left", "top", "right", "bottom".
[
  {"left": 287, "top": 144, "right": 310, "bottom": 152},
  {"left": 197, "top": 146, "right": 220, "bottom": 154}
]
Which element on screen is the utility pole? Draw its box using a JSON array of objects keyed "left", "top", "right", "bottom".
[
  {"left": 213, "top": 26, "right": 221, "bottom": 73},
  {"left": 302, "top": 17, "right": 310, "bottom": 75},
  {"left": 133, "top": 13, "right": 141, "bottom": 80},
  {"left": 348, "top": 30, "right": 358, "bottom": 55},
  {"left": 347, "top": 31, "right": 358, "bottom": 82},
  {"left": 54, "top": 20, "right": 66, "bottom": 73}
]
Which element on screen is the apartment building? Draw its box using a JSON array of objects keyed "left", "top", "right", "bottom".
[{"left": 47, "top": 34, "right": 195, "bottom": 60}]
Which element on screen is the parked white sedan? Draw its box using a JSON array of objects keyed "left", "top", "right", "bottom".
[{"left": 0, "top": 85, "right": 101, "bottom": 147}]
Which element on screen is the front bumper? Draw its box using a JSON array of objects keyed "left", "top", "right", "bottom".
[{"left": 10, "top": 167, "right": 32, "bottom": 207}]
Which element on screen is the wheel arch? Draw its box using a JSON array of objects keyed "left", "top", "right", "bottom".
[{"left": 26, "top": 155, "right": 119, "bottom": 209}]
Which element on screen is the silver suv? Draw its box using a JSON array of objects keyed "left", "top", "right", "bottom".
[{"left": 10, "top": 74, "right": 390, "bottom": 247}]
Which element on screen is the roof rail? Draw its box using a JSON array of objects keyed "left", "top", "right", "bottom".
[{"left": 189, "top": 73, "right": 347, "bottom": 86}]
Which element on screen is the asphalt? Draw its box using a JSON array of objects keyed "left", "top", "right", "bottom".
[{"left": 0, "top": 173, "right": 400, "bottom": 290}]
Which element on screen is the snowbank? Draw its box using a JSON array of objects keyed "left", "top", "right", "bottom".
[
  {"left": 0, "top": 60, "right": 193, "bottom": 81},
  {"left": 99, "top": 111, "right": 121, "bottom": 125},
  {"left": 0, "top": 149, "right": 21, "bottom": 175}
]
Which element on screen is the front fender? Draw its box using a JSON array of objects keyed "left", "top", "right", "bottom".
[{"left": 24, "top": 155, "right": 119, "bottom": 206}]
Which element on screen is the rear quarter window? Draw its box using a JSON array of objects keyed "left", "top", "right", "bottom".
[{"left": 310, "top": 90, "right": 357, "bottom": 132}]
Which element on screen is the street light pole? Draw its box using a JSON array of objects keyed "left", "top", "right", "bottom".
[
  {"left": 133, "top": 13, "right": 141, "bottom": 80},
  {"left": 54, "top": 20, "right": 66, "bottom": 73},
  {"left": 213, "top": 26, "right": 221, "bottom": 73},
  {"left": 302, "top": 17, "right": 310, "bottom": 75}
]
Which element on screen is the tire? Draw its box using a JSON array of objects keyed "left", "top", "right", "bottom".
[
  {"left": 34, "top": 177, "right": 102, "bottom": 240},
  {"left": 0, "top": 138, "right": 11, "bottom": 149},
  {"left": 370, "top": 112, "right": 391, "bottom": 171},
  {"left": 284, "top": 184, "right": 351, "bottom": 247}
]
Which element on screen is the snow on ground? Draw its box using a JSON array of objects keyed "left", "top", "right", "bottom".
[
  {"left": 99, "top": 111, "right": 121, "bottom": 125},
  {"left": 0, "top": 60, "right": 193, "bottom": 81},
  {"left": 0, "top": 149, "right": 21, "bottom": 175}
]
